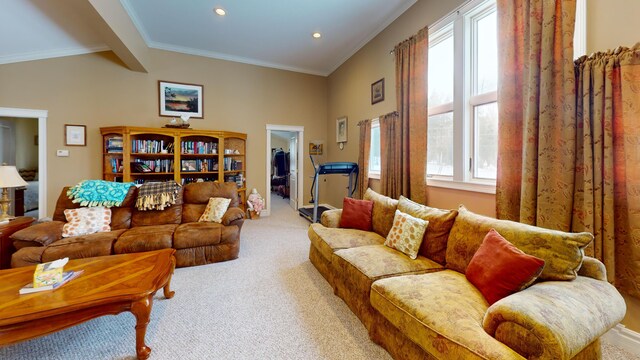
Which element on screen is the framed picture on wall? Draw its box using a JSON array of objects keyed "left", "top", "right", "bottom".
[
  {"left": 371, "top": 78, "right": 385, "bottom": 104},
  {"left": 336, "top": 117, "right": 347, "bottom": 143},
  {"left": 159, "top": 81, "right": 204, "bottom": 118},
  {"left": 309, "top": 142, "right": 323, "bottom": 155},
  {"left": 64, "top": 124, "right": 86, "bottom": 146}
]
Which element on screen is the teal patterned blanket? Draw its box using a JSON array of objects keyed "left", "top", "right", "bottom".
[{"left": 67, "top": 180, "right": 135, "bottom": 207}]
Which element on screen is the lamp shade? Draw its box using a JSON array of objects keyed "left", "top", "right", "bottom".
[{"left": 0, "top": 165, "right": 28, "bottom": 188}]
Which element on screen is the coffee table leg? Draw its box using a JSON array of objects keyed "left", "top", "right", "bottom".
[
  {"left": 131, "top": 295, "right": 153, "bottom": 360},
  {"left": 163, "top": 256, "right": 176, "bottom": 299}
]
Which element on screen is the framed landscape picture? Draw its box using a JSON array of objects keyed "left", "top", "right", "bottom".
[
  {"left": 159, "top": 81, "right": 204, "bottom": 118},
  {"left": 371, "top": 78, "right": 385, "bottom": 104}
]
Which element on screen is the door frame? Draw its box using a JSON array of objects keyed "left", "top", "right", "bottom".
[
  {"left": 265, "top": 124, "right": 304, "bottom": 217},
  {"left": 0, "top": 107, "right": 48, "bottom": 218}
]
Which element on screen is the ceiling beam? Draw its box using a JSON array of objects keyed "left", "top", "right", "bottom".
[{"left": 72, "top": 0, "right": 149, "bottom": 73}]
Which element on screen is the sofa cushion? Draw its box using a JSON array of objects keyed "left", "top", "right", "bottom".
[
  {"left": 131, "top": 190, "right": 183, "bottom": 227},
  {"left": 11, "top": 247, "right": 46, "bottom": 268},
  {"left": 41, "top": 230, "right": 126, "bottom": 262},
  {"left": 446, "top": 206, "right": 593, "bottom": 281},
  {"left": 333, "top": 245, "right": 442, "bottom": 329},
  {"left": 62, "top": 206, "right": 111, "bottom": 237},
  {"left": 114, "top": 224, "right": 178, "bottom": 254},
  {"left": 174, "top": 222, "right": 239, "bottom": 249},
  {"left": 364, "top": 188, "right": 398, "bottom": 238},
  {"left": 53, "top": 186, "right": 137, "bottom": 229},
  {"left": 198, "top": 197, "right": 231, "bottom": 223},
  {"left": 466, "top": 229, "right": 545, "bottom": 305},
  {"left": 308, "top": 223, "right": 385, "bottom": 262},
  {"left": 370, "top": 270, "right": 522, "bottom": 359},
  {"left": 397, "top": 196, "right": 457, "bottom": 264},
  {"left": 384, "top": 210, "right": 428, "bottom": 259},
  {"left": 182, "top": 182, "right": 239, "bottom": 223},
  {"left": 339, "top": 197, "right": 374, "bottom": 231},
  {"left": 11, "top": 221, "right": 65, "bottom": 247}
]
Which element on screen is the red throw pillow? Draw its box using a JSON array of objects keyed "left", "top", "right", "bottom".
[
  {"left": 466, "top": 229, "right": 545, "bottom": 305},
  {"left": 339, "top": 197, "right": 374, "bottom": 231}
]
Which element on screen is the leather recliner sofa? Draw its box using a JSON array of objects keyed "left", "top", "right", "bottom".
[{"left": 10, "top": 181, "right": 245, "bottom": 268}]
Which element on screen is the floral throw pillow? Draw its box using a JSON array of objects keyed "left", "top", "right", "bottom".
[
  {"left": 384, "top": 210, "right": 429, "bottom": 259},
  {"left": 62, "top": 206, "right": 112, "bottom": 238},
  {"left": 199, "top": 197, "right": 232, "bottom": 223}
]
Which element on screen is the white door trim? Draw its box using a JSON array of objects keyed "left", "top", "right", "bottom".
[
  {"left": 0, "top": 107, "right": 48, "bottom": 218},
  {"left": 265, "top": 124, "right": 304, "bottom": 217}
]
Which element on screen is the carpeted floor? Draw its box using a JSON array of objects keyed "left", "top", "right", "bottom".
[{"left": 1, "top": 196, "right": 638, "bottom": 359}]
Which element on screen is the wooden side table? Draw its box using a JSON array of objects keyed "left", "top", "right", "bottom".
[{"left": 0, "top": 217, "right": 35, "bottom": 269}]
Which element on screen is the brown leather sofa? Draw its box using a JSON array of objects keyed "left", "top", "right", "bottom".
[{"left": 10, "top": 182, "right": 245, "bottom": 268}]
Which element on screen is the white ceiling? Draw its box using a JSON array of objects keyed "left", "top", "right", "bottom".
[{"left": 0, "top": 0, "right": 416, "bottom": 76}]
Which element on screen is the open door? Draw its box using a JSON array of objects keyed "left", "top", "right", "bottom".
[{"left": 289, "top": 135, "right": 298, "bottom": 210}]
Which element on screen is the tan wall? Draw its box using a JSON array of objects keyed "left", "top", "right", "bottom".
[
  {"left": 587, "top": 0, "right": 640, "bottom": 53},
  {"left": 325, "top": 0, "right": 485, "bottom": 215},
  {"left": 0, "top": 49, "right": 327, "bottom": 214}
]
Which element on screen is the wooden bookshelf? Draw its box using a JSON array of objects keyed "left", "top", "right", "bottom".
[{"left": 100, "top": 126, "right": 247, "bottom": 210}]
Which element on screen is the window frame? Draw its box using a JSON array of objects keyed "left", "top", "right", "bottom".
[
  {"left": 368, "top": 118, "right": 381, "bottom": 179},
  {"left": 426, "top": 0, "right": 497, "bottom": 194}
]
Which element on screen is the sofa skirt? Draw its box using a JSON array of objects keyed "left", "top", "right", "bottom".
[{"left": 175, "top": 241, "right": 239, "bottom": 267}]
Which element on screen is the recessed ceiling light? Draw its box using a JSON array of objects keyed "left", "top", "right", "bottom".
[
  {"left": 214, "top": 8, "right": 226, "bottom": 16},
  {"left": 312, "top": 32, "right": 322, "bottom": 39}
]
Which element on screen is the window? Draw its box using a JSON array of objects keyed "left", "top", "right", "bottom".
[
  {"left": 368, "top": 118, "right": 380, "bottom": 178},
  {"left": 427, "top": 0, "right": 497, "bottom": 193}
]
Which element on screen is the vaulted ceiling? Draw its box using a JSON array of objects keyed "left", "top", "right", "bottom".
[{"left": 0, "top": 0, "right": 416, "bottom": 76}]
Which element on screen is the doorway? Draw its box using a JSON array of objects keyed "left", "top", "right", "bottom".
[
  {"left": 265, "top": 125, "right": 304, "bottom": 217},
  {"left": 0, "top": 107, "right": 48, "bottom": 218}
]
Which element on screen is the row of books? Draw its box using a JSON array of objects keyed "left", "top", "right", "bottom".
[
  {"left": 224, "top": 173, "right": 244, "bottom": 187},
  {"left": 132, "top": 159, "right": 174, "bottom": 173},
  {"left": 110, "top": 158, "right": 124, "bottom": 173},
  {"left": 131, "top": 139, "right": 172, "bottom": 154},
  {"left": 224, "top": 158, "right": 243, "bottom": 171},
  {"left": 181, "top": 141, "right": 218, "bottom": 154},
  {"left": 181, "top": 177, "right": 218, "bottom": 185},
  {"left": 180, "top": 159, "right": 218, "bottom": 172},
  {"left": 106, "top": 136, "right": 123, "bottom": 153}
]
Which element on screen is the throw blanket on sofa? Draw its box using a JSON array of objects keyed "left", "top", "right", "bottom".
[
  {"left": 67, "top": 180, "right": 134, "bottom": 207},
  {"left": 135, "top": 181, "right": 181, "bottom": 211}
]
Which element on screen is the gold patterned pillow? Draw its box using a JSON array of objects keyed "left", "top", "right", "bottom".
[
  {"left": 446, "top": 206, "right": 593, "bottom": 281},
  {"left": 397, "top": 196, "right": 458, "bottom": 264},
  {"left": 384, "top": 210, "right": 429, "bottom": 259},
  {"left": 62, "top": 206, "right": 111, "bottom": 237},
  {"left": 198, "top": 197, "right": 231, "bottom": 223},
  {"left": 364, "top": 188, "right": 399, "bottom": 238}
]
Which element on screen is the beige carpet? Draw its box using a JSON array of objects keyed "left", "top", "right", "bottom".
[{"left": 0, "top": 196, "right": 637, "bottom": 359}]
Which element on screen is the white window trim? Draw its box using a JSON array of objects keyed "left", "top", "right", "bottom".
[{"left": 368, "top": 118, "right": 380, "bottom": 179}]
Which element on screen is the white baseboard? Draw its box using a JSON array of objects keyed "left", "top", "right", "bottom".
[{"left": 602, "top": 324, "right": 640, "bottom": 356}]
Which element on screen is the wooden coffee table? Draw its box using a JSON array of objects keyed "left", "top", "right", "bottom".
[{"left": 0, "top": 249, "right": 176, "bottom": 359}]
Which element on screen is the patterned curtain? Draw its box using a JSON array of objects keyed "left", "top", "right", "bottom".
[
  {"left": 380, "top": 112, "right": 401, "bottom": 198},
  {"left": 394, "top": 27, "right": 428, "bottom": 204},
  {"left": 574, "top": 44, "right": 640, "bottom": 296},
  {"left": 495, "top": 0, "right": 577, "bottom": 231},
  {"left": 357, "top": 119, "right": 371, "bottom": 199}
]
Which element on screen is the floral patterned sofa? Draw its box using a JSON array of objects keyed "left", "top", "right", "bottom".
[{"left": 308, "top": 188, "right": 626, "bottom": 359}]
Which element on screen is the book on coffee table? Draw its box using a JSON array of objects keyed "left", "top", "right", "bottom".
[{"left": 19, "top": 270, "right": 84, "bottom": 295}]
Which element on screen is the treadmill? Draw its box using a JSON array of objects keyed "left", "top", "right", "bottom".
[{"left": 299, "top": 156, "right": 358, "bottom": 223}]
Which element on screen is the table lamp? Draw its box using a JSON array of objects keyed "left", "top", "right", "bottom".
[{"left": 0, "top": 164, "right": 28, "bottom": 221}]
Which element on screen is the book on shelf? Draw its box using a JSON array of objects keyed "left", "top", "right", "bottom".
[{"left": 20, "top": 270, "right": 84, "bottom": 295}]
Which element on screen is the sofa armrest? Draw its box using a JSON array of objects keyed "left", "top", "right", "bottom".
[
  {"left": 10, "top": 221, "right": 65, "bottom": 248},
  {"left": 483, "top": 276, "right": 626, "bottom": 359},
  {"left": 578, "top": 256, "right": 607, "bottom": 281},
  {"left": 222, "top": 207, "right": 245, "bottom": 226},
  {"left": 320, "top": 209, "right": 342, "bottom": 228}
]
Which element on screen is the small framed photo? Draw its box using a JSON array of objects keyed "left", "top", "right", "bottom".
[
  {"left": 159, "top": 81, "right": 204, "bottom": 118},
  {"left": 64, "top": 124, "right": 86, "bottom": 146},
  {"left": 309, "top": 142, "right": 323, "bottom": 155},
  {"left": 336, "top": 117, "right": 347, "bottom": 143},
  {"left": 181, "top": 160, "right": 198, "bottom": 172},
  {"left": 371, "top": 78, "right": 385, "bottom": 104}
]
